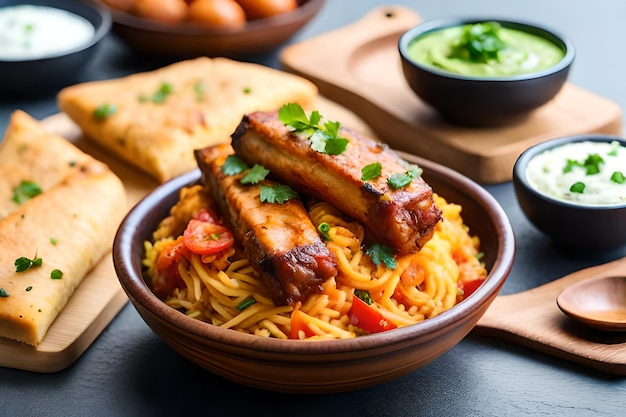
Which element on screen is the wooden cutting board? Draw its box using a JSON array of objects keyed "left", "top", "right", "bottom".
[
  {"left": 475, "top": 256, "right": 626, "bottom": 375},
  {"left": 0, "top": 97, "right": 373, "bottom": 372},
  {"left": 280, "top": 5, "right": 623, "bottom": 184}
]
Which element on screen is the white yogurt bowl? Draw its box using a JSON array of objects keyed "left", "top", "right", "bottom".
[{"left": 513, "top": 134, "right": 626, "bottom": 251}]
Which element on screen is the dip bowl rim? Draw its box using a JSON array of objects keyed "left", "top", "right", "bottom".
[
  {"left": 398, "top": 16, "right": 576, "bottom": 82},
  {"left": 0, "top": 0, "right": 112, "bottom": 63},
  {"left": 513, "top": 134, "right": 626, "bottom": 210}
]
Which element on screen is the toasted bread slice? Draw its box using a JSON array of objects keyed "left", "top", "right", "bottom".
[
  {"left": 0, "top": 111, "right": 126, "bottom": 346},
  {"left": 57, "top": 57, "right": 318, "bottom": 182}
]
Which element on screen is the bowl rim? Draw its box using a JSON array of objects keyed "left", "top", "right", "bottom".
[
  {"left": 0, "top": 0, "right": 112, "bottom": 63},
  {"left": 108, "top": 0, "right": 325, "bottom": 36},
  {"left": 513, "top": 134, "right": 626, "bottom": 209},
  {"left": 398, "top": 16, "right": 576, "bottom": 82},
  {"left": 113, "top": 155, "right": 515, "bottom": 355}
]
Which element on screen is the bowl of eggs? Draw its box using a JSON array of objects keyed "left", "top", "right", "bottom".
[
  {"left": 101, "top": 0, "right": 326, "bottom": 58},
  {"left": 513, "top": 134, "right": 626, "bottom": 251},
  {"left": 0, "top": 0, "right": 111, "bottom": 96},
  {"left": 398, "top": 18, "right": 575, "bottom": 126}
]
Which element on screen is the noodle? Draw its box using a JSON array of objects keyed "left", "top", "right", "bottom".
[{"left": 143, "top": 187, "right": 487, "bottom": 340}]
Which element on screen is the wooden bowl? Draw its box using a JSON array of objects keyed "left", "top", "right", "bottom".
[
  {"left": 113, "top": 152, "right": 515, "bottom": 393},
  {"left": 107, "top": 0, "right": 325, "bottom": 58}
]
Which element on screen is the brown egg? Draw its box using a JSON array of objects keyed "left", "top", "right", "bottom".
[
  {"left": 134, "top": 0, "right": 188, "bottom": 25},
  {"left": 187, "top": 0, "right": 246, "bottom": 29},
  {"left": 102, "top": 0, "right": 135, "bottom": 13},
  {"left": 235, "top": 0, "right": 297, "bottom": 20}
]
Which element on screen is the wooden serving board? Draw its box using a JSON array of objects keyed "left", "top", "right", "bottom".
[
  {"left": 0, "top": 97, "right": 373, "bottom": 372},
  {"left": 475, "top": 256, "right": 626, "bottom": 375},
  {"left": 280, "top": 5, "right": 623, "bottom": 184}
]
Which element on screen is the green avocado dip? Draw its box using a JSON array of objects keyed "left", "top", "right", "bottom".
[{"left": 406, "top": 21, "right": 565, "bottom": 77}]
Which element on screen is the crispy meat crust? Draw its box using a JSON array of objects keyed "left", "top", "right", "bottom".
[
  {"left": 195, "top": 144, "right": 337, "bottom": 306},
  {"left": 231, "top": 111, "right": 442, "bottom": 254}
]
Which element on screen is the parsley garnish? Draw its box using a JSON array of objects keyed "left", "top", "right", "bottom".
[
  {"left": 26, "top": 286, "right": 32, "bottom": 292},
  {"left": 240, "top": 164, "right": 270, "bottom": 185},
  {"left": 361, "top": 162, "right": 382, "bottom": 181},
  {"left": 140, "top": 82, "right": 174, "bottom": 103},
  {"left": 611, "top": 171, "right": 626, "bottom": 184},
  {"left": 0, "top": 288, "right": 8, "bottom": 298},
  {"left": 450, "top": 22, "right": 508, "bottom": 64},
  {"left": 366, "top": 243, "right": 397, "bottom": 269},
  {"left": 15, "top": 255, "right": 43, "bottom": 272},
  {"left": 563, "top": 153, "right": 604, "bottom": 175},
  {"left": 93, "top": 103, "right": 117, "bottom": 119},
  {"left": 387, "top": 166, "right": 423, "bottom": 190},
  {"left": 12, "top": 180, "right": 42, "bottom": 204},
  {"left": 278, "top": 103, "right": 349, "bottom": 155},
  {"left": 317, "top": 222, "right": 332, "bottom": 241},
  {"left": 354, "top": 289, "right": 373, "bottom": 305},
  {"left": 259, "top": 184, "right": 298, "bottom": 204},
  {"left": 51, "top": 269, "right": 63, "bottom": 280},
  {"left": 194, "top": 81, "right": 206, "bottom": 102},
  {"left": 50, "top": 237, "right": 58, "bottom": 245},
  {"left": 222, "top": 155, "right": 249, "bottom": 175},
  {"left": 570, "top": 182, "right": 585, "bottom": 193}
]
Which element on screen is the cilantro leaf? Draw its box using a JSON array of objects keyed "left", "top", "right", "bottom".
[
  {"left": 259, "top": 184, "right": 298, "bottom": 204},
  {"left": 278, "top": 103, "right": 349, "bottom": 155},
  {"left": 361, "top": 162, "right": 382, "bottom": 181},
  {"left": 570, "top": 181, "right": 585, "bottom": 193},
  {"left": 366, "top": 243, "right": 397, "bottom": 269},
  {"left": 222, "top": 155, "right": 249, "bottom": 175},
  {"left": 12, "top": 180, "right": 42, "bottom": 204},
  {"left": 241, "top": 164, "right": 270, "bottom": 185},
  {"left": 611, "top": 171, "right": 626, "bottom": 184},
  {"left": 15, "top": 255, "right": 43, "bottom": 273},
  {"left": 93, "top": 103, "right": 117, "bottom": 119}
]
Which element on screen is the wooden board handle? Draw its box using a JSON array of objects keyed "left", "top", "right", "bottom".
[{"left": 475, "top": 257, "right": 626, "bottom": 375}]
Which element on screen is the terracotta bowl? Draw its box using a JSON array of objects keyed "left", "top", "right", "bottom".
[
  {"left": 513, "top": 134, "right": 626, "bottom": 251},
  {"left": 113, "top": 152, "right": 515, "bottom": 393},
  {"left": 106, "top": 0, "right": 325, "bottom": 58},
  {"left": 398, "top": 17, "right": 575, "bottom": 126},
  {"left": 0, "top": 0, "right": 111, "bottom": 96}
]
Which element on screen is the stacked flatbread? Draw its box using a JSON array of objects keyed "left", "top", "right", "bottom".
[
  {"left": 0, "top": 110, "right": 127, "bottom": 346},
  {"left": 58, "top": 57, "right": 319, "bottom": 182}
]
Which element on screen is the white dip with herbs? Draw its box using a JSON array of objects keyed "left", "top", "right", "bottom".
[
  {"left": 0, "top": 5, "right": 95, "bottom": 60},
  {"left": 526, "top": 140, "right": 626, "bottom": 206}
]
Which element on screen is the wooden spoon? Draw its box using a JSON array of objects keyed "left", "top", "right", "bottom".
[{"left": 557, "top": 276, "right": 626, "bottom": 332}]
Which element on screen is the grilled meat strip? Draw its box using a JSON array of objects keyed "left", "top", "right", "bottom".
[
  {"left": 231, "top": 111, "right": 442, "bottom": 254},
  {"left": 195, "top": 143, "right": 337, "bottom": 306}
]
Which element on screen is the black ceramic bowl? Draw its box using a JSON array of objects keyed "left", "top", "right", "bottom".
[
  {"left": 513, "top": 134, "right": 626, "bottom": 250},
  {"left": 398, "top": 18, "right": 575, "bottom": 126},
  {"left": 0, "top": 0, "right": 111, "bottom": 96}
]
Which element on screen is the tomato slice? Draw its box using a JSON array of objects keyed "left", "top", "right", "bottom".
[
  {"left": 290, "top": 309, "right": 317, "bottom": 339},
  {"left": 193, "top": 208, "right": 220, "bottom": 224},
  {"left": 458, "top": 278, "right": 484, "bottom": 300},
  {"left": 182, "top": 219, "right": 234, "bottom": 255},
  {"left": 349, "top": 296, "right": 397, "bottom": 334}
]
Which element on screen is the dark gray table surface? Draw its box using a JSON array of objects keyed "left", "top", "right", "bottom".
[{"left": 1, "top": 1, "right": 625, "bottom": 416}]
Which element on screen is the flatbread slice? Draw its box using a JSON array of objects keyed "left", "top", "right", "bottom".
[
  {"left": 57, "top": 57, "right": 319, "bottom": 182},
  {"left": 0, "top": 111, "right": 127, "bottom": 346}
]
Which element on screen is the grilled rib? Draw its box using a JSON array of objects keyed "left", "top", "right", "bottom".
[
  {"left": 195, "top": 143, "right": 337, "bottom": 306},
  {"left": 231, "top": 111, "right": 442, "bottom": 254}
]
